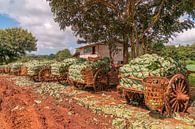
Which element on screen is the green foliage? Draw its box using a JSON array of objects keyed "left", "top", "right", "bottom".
[
  {"left": 187, "top": 65, "right": 195, "bottom": 87},
  {"left": 47, "top": 0, "right": 195, "bottom": 59},
  {"left": 163, "top": 44, "right": 195, "bottom": 62},
  {"left": 18, "top": 54, "right": 55, "bottom": 63},
  {"left": 17, "top": 49, "right": 71, "bottom": 63},
  {"left": 162, "top": 45, "right": 180, "bottom": 61},
  {"left": 147, "top": 41, "right": 166, "bottom": 55},
  {"left": 55, "top": 49, "right": 72, "bottom": 61},
  {"left": 186, "top": 60, "right": 195, "bottom": 65},
  {"left": 147, "top": 42, "right": 195, "bottom": 63},
  {"left": 0, "top": 28, "right": 37, "bottom": 64}
]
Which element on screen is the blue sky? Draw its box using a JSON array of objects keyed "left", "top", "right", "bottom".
[
  {"left": 0, "top": 14, "right": 19, "bottom": 28},
  {"left": 0, "top": 0, "right": 195, "bottom": 55}
]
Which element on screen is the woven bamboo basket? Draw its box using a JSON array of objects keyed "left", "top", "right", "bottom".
[
  {"left": 20, "top": 66, "right": 28, "bottom": 76},
  {"left": 143, "top": 76, "right": 169, "bottom": 111},
  {"left": 81, "top": 68, "right": 94, "bottom": 85}
]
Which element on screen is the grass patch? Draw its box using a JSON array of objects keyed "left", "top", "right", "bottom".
[
  {"left": 187, "top": 65, "right": 195, "bottom": 71},
  {"left": 185, "top": 60, "right": 195, "bottom": 65},
  {"left": 189, "top": 73, "right": 195, "bottom": 87},
  {"left": 186, "top": 65, "right": 195, "bottom": 87}
]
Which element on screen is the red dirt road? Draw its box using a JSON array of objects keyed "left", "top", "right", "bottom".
[{"left": 0, "top": 76, "right": 112, "bottom": 129}]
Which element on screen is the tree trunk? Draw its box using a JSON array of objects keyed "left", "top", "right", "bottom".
[
  {"left": 136, "top": 37, "right": 140, "bottom": 57},
  {"left": 130, "top": 38, "right": 135, "bottom": 59},
  {"left": 141, "top": 35, "right": 146, "bottom": 55},
  {"left": 108, "top": 45, "right": 113, "bottom": 64},
  {"left": 123, "top": 42, "right": 129, "bottom": 64},
  {"left": 128, "top": 0, "right": 136, "bottom": 59}
]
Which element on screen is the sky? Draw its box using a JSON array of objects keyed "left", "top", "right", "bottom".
[
  {"left": 0, "top": 0, "right": 80, "bottom": 55},
  {"left": 0, "top": 0, "right": 195, "bottom": 55}
]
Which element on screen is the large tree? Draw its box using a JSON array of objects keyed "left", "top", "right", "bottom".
[
  {"left": 48, "top": 0, "right": 195, "bottom": 63},
  {"left": 0, "top": 28, "right": 37, "bottom": 64}
]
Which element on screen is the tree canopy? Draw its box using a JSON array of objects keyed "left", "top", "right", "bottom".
[
  {"left": 48, "top": 0, "right": 195, "bottom": 63},
  {"left": 0, "top": 28, "right": 37, "bottom": 64},
  {"left": 55, "top": 48, "right": 72, "bottom": 61}
]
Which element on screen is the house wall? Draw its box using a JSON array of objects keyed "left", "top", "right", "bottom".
[
  {"left": 79, "top": 44, "right": 124, "bottom": 64},
  {"left": 97, "top": 45, "right": 110, "bottom": 58}
]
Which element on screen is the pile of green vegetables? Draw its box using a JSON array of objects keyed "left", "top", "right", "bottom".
[
  {"left": 0, "top": 63, "right": 22, "bottom": 72},
  {"left": 119, "top": 54, "right": 187, "bottom": 91},
  {"left": 37, "top": 82, "right": 66, "bottom": 99},
  {"left": 10, "top": 62, "right": 23, "bottom": 70},
  {"left": 68, "top": 57, "right": 110, "bottom": 83},
  {"left": 23, "top": 60, "right": 52, "bottom": 76},
  {"left": 51, "top": 58, "right": 78, "bottom": 76}
]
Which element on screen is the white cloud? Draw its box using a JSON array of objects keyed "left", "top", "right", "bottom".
[
  {"left": 0, "top": 0, "right": 80, "bottom": 55},
  {"left": 169, "top": 28, "right": 195, "bottom": 45},
  {"left": 169, "top": 14, "right": 195, "bottom": 45}
]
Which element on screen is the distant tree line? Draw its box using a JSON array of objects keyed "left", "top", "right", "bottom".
[
  {"left": 148, "top": 43, "right": 195, "bottom": 64},
  {"left": 18, "top": 48, "right": 72, "bottom": 62}
]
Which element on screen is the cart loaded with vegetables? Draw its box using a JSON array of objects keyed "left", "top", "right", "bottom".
[
  {"left": 24, "top": 58, "right": 80, "bottom": 83},
  {"left": 68, "top": 57, "right": 111, "bottom": 91},
  {"left": 0, "top": 63, "right": 27, "bottom": 76},
  {"left": 49, "top": 58, "right": 82, "bottom": 83},
  {"left": 117, "top": 54, "right": 190, "bottom": 114},
  {"left": 20, "top": 60, "right": 52, "bottom": 82}
]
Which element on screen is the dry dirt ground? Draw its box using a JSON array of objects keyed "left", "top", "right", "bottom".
[
  {"left": 0, "top": 74, "right": 195, "bottom": 129},
  {"left": 0, "top": 75, "right": 112, "bottom": 129}
]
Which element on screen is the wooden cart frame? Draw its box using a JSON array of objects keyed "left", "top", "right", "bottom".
[
  {"left": 68, "top": 66, "right": 109, "bottom": 91},
  {"left": 117, "top": 73, "right": 190, "bottom": 115},
  {"left": 32, "top": 66, "right": 51, "bottom": 82},
  {"left": 32, "top": 66, "right": 69, "bottom": 84}
]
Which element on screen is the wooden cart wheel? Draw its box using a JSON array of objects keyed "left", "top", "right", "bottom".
[
  {"left": 38, "top": 68, "right": 51, "bottom": 82},
  {"left": 165, "top": 74, "right": 190, "bottom": 113},
  {"left": 94, "top": 68, "right": 109, "bottom": 91}
]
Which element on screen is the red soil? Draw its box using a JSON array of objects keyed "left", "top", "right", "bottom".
[{"left": 0, "top": 76, "right": 112, "bottom": 129}]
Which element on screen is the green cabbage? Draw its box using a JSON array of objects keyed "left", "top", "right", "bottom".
[{"left": 119, "top": 54, "right": 187, "bottom": 91}]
